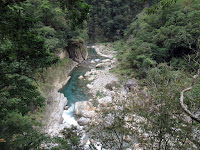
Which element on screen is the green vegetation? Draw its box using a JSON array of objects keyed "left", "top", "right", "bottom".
[
  {"left": 132, "top": 64, "right": 200, "bottom": 149},
  {"left": 96, "top": 90, "right": 107, "bottom": 99},
  {"left": 86, "top": 0, "right": 144, "bottom": 42},
  {"left": 117, "top": 0, "right": 200, "bottom": 78},
  {"left": 1, "top": 0, "right": 200, "bottom": 149},
  {"left": 0, "top": 0, "right": 90, "bottom": 149},
  {"left": 113, "top": 0, "right": 200, "bottom": 148},
  {"left": 36, "top": 57, "right": 74, "bottom": 94}
]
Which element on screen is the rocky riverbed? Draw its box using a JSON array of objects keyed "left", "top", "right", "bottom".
[
  {"left": 73, "top": 45, "right": 144, "bottom": 150},
  {"left": 44, "top": 44, "right": 145, "bottom": 149}
]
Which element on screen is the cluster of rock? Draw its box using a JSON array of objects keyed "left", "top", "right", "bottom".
[
  {"left": 90, "top": 45, "right": 117, "bottom": 59},
  {"left": 73, "top": 45, "right": 145, "bottom": 150},
  {"left": 48, "top": 44, "right": 146, "bottom": 150},
  {"left": 74, "top": 95, "right": 114, "bottom": 127}
]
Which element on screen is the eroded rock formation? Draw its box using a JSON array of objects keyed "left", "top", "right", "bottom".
[{"left": 67, "top": 39, "right": 88, "bottom": 63}]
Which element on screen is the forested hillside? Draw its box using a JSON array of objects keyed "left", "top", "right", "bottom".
[
  {"left": 0, "top": 0, "right": 90, "bottom": 149},
  {"left": 86, "top": 0, "right": 144, "bottom": 42},
  {"left": 116, "top": 0, "right": 200, "bottom": 77},
  {"left": 1, "top": 0, "right": 200, "bottom": 149},
  {"left": 112, "top": 0, "right": 200, "bottom": 148}
]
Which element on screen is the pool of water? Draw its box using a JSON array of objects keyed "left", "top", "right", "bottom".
[{"left": 60, "top": 47, "right": 104, "bottom": 125}]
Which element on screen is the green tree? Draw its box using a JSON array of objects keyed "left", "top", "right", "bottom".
[
  {"left": 0, "top": 0, "right": 90, "bottom": 149},
  {"left": 86, "top": 0, "right": 144, "bottom": 42}
]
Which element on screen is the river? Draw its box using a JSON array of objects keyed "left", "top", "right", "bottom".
[{"left": 60, "top": 47, "right": 104, "bottom": 126}]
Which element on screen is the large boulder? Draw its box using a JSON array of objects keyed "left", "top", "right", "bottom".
[
  {"left": 74, "top": 101, "right": 96, "bottom": 118},
  {"left": 88, "top": 76, "right": 95, "bottom": 81},
  {"left": 77, "top": 117, "right": 90, "bottom": 126},
  {"left": 67, "top": 39, "right": 88, "bottom": 63},
  {"left": 94, "top": 59, "right": 101, "bottom": 62}
]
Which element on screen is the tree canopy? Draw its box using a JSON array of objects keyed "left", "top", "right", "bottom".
[{"left": 0, "top": 0, "right": 90, "bottom": 149}]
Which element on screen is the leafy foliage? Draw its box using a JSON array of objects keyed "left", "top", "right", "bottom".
[
  {"left": 86, "top": 0, "right": 144, "bottom": 42},
  {"left": 113, "top": 0, "right": 200, "bottom": 148},
  {"left": 133, "top": 64, "right": 200, "bottom": 149},
  {"left": 0, "top": 0, "right": 90, "bottom": 149},
  {"left": 117, "top": 0, "right": 200, "bottom": 78}
]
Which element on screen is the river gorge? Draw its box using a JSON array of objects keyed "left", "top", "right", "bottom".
[{"left": 61, "top": 47, "right": 105, "bottom": 127}]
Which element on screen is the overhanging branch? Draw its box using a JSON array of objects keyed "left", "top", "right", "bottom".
[{"left": 180, "top": 69, "right": 200, "bottom": 123}]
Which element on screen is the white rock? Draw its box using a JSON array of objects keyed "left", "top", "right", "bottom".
[
  {"left": 90, "top": 69, "right": 97, "bottom": 75},
  {"left": 94, "top": 142, "right": 102, "bottom": 150},
  {"left": 88, "top": 76, "right": 95, "bottom": 81},
  {"left": 102, "top": 59, "right": 111, "bottom": 63},
  {"left": 135, "top": 145, "right": 143, "bottom": 150},
  {"left": 111, "top": 60, "right": 115, "bottom": 64},
  {"left": 124, "top": 115, "right": 133, "bottom": 122},
  {"left": 78, "top": 75, "right": 84, "bottom": 79},
  {"left": 94, "top": 59, "right": 101, "bottom": 62},
  {"left": 133, "top": 114, "right": 146, "bottom": 123},
  {"left": 98, "top": 96, "right": 112, "bottom": 104},
  {"left": 96, "top": 63, "right": 105, "bottom": 68},
  {"left": 91, "top": 60, "right": 95, "bottom": 63},
  {"left": 84, "top": 71, "right": 91, "bottom": 77},
  {"left": 87, "top": 84, "right": 93, "bottom": 89},
  {"left": 74, "top": 101, "right": 96, "bottom": 118},
  {"left": 83, "top": 111, "right": 96, "bottom": 118}
]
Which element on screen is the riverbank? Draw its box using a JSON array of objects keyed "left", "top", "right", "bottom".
[
  {"left": 42, "top": 60, "right": 78, "bottom": 136},
  {"left": 39, "top": 43, "right": 87, "bottom": 136},
  {"left": 72, "top": 44, "right": 120, "bottom": 149},
  {"left": 74, "top": 44, "right": 144, "bottom": 150}
]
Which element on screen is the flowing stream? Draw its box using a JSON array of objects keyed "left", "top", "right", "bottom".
[{"left": 60, "top": 47, "right": 104, "bottom": 126}]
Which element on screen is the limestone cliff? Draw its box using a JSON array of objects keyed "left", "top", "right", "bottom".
[{"left": 67, "top": 39, "right": 88, "bottom": 63}]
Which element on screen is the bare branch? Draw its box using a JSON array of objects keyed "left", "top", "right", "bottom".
[{"left": 180, "top": 69, "right": 200, "bottom": 123}]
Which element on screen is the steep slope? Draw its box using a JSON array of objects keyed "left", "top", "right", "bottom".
[{"left": 86, "top": 0, "right": 144, "bottom": 42}]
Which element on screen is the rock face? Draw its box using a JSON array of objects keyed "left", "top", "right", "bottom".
[
  {"left": 74, "top": 101, "right": 96, "bottom": 118},
  {"left": 43, "top": 88, "right": 67, "bottom": 136},
  {"left": 67, "top": 39, "right": 88, "bottom": 63},
  {"left": 42, "top": 58, "right": 78, "bottom": 136},
  {"left": 54, "top": 48, "right": 69, "bottom": 59}
]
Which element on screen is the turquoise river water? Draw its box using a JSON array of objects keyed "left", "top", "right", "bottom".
[{"left": 60, "top": 47, "right": 104, "bottom": 125}]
